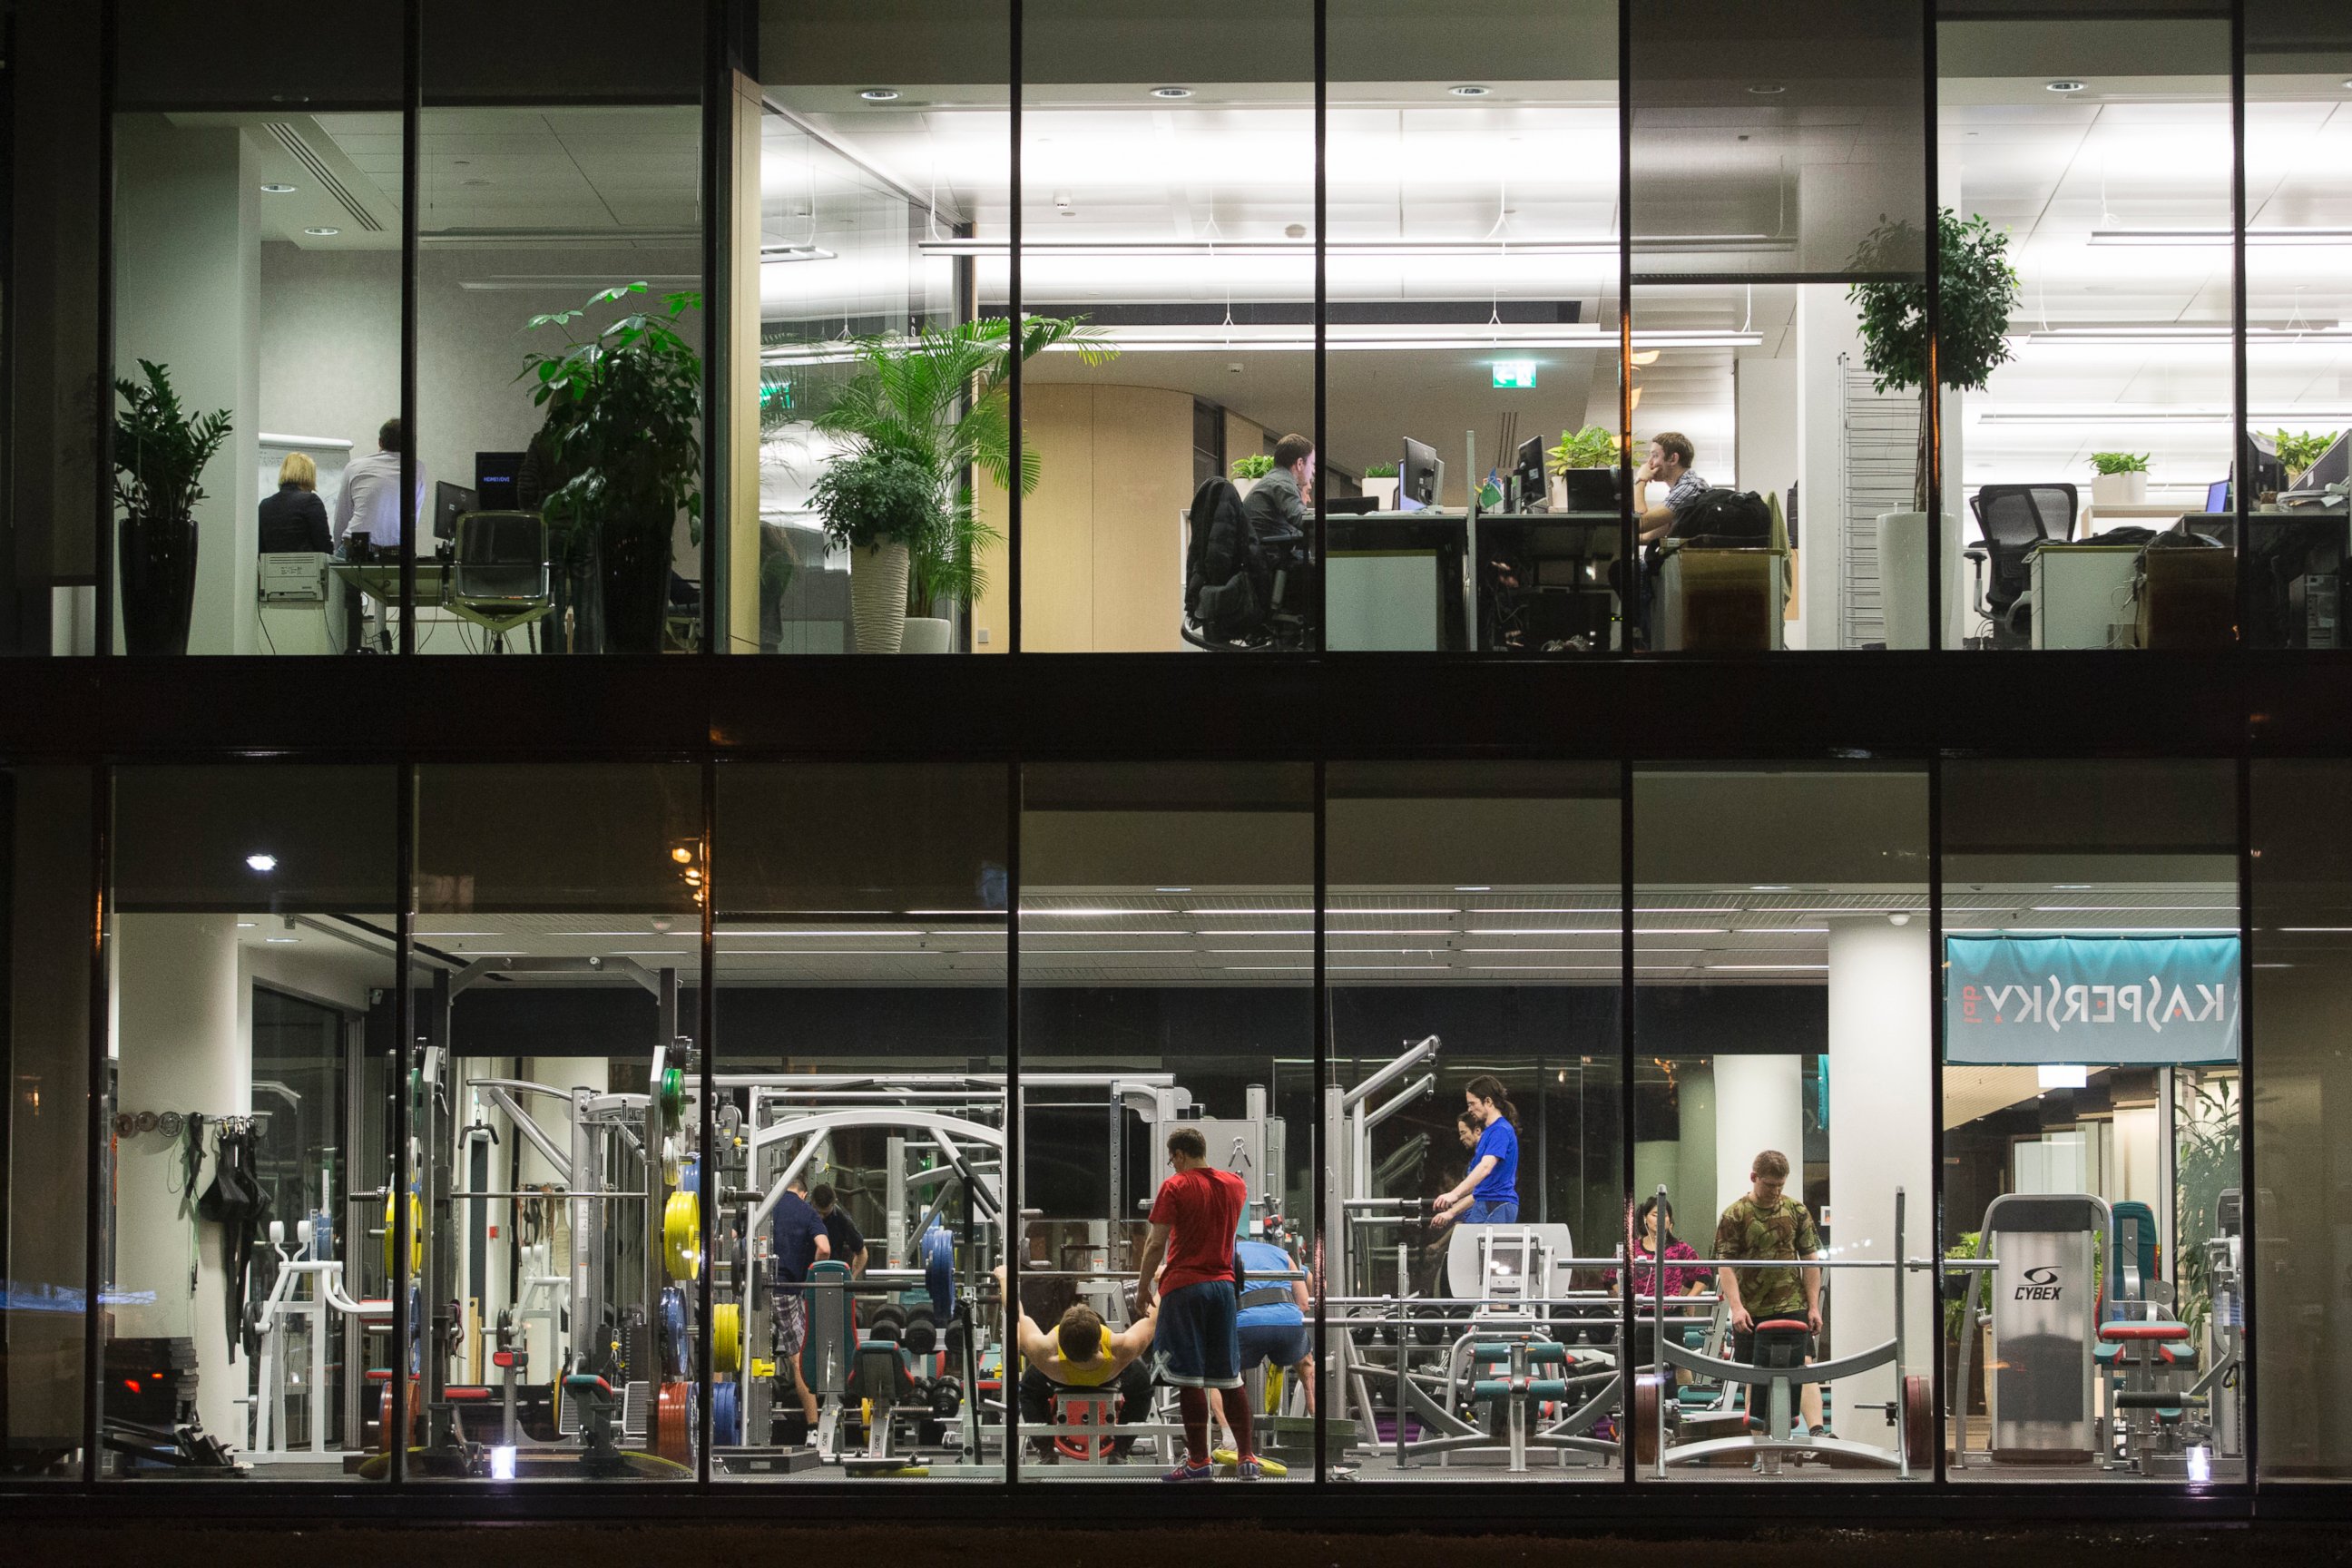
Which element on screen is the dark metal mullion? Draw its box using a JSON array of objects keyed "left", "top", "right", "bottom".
[
  {"left": 1923, "top": 0, "right": 1943, "bottom": 652},
  {"left": 2230, "top": 0, "right": 2251, "bottom": 648},
  {"left": 1003, "top": 757, "right": 1022, "bottom": 1486},
  {"left": 1616, "top": 0, "right": 1635, "bottom": 653},
  {"left": 698, "top": 0, "right": 728, "bottom": 662},
  {"left": 1928, "top": 752, "right": 1947, "bottom": 1484},
  {"left": 1618, "top": 756, "right": 1636, "bottom": 1486},
  {"left": 1005, "top": 0, "right": 1023, "bottom": 657},
  {"left": 389, "top": 760, "right": 416, "bottom": 1484},
  {"left": 78, "top": 766, "right": 111, "bottom": 1484},
  {"left": 398, "top": 0, "right": 419, "bottom": 658},
  {"left": 93, "top": 0, "right": 116, "bottom": 657},
  {"left": 1310, "top": 757, "right": 1328, "bottom": 1483},
  {"left": 2235, "top": 753, "right": 2258, "bottom": 1484},
  {"left": 1311, "top": 0, "right": 1327, "bottom": 653}
]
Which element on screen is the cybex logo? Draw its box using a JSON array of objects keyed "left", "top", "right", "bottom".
[{"left": 2014, "top": 1264, "right": 2063, "bottom": 1302}]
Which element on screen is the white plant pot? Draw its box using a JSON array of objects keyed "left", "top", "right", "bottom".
[
  {"left": 899, "top": 615, "right": 951, "bottom": 654},
  {"left": 2092, "top": 471, "right": 2147, "bottom": 506},
  {"left": 1364, "top": 476, "right": 1398, "bottom": 509},
  {"left": 848, "top": 541, "right": 910, "bottom": 654},
  {"left": 1234, "top": 476, "right": 1259, "bottom": 499},
  {"left": 1876, "top": 509, "right": 1960, "bottom": 650}
]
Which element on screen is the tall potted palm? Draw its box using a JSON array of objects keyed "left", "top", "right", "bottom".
[
  {"left": 113, "top": 359, "right": 231, "bottom": 657},
  {"left": 520, "top": 284, "right": 703, "bottom": 654},
  {"left": 1848, "top": 211, "right": 2021, "bottom": 648},
  {"left": 813, "top": 315, "right": 1112, "bottom": 652}
]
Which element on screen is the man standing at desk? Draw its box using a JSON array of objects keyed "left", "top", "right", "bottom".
[{"left": 332, "top": 417, "right": 429, "bottom": 652}]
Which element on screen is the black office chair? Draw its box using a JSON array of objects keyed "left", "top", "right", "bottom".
[
  {"left": 447, "top": 510, "right": 553, "bottom": 652},
  {"left": 1964, "top": 484, "right": 2077, "bottom": 648}
]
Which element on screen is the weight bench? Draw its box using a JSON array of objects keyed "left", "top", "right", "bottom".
[
  {"left": 1645, "top": 1318, "right": 1929, "bottom": 1475},
  {"left": 2098, "top": 1319, "right": 2205, "bottom": 1474}
]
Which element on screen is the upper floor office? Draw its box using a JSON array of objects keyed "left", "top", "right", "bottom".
[{"left": 3, "top": 0, "right": 2348, "bottom": 666}]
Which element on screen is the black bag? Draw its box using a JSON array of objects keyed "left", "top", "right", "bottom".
[{"left": 1671, "top": 487, "right": 1774, "bottom": 546}]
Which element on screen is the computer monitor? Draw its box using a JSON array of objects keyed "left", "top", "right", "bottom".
[
  {"left": 434, "top": 480, "right": 481, "bottom": 542},
  {"left": 475, "top": 450, "right": 525, "bottom": 511},
  {"left": 2243, "top": 430, "right": 2288, "bottom": 499},
  {"left": 1513, "top": 435, "right": 1546, "bottom": 512},
  {"left": 2286, "top": 429, "right": 2350, "bottom": 501},
  {"left": 2205, "top": 479, "right": 2231, "bottom": 514},
  {"left": 1401, "top": 437, "right": 1445, "bottom": 513}
]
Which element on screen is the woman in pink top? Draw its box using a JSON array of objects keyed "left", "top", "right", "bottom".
[{"left": 1608, "top": 1195, "right": 1710, "bottom": 1299}]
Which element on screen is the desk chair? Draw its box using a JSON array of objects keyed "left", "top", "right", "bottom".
[
  {"left": 1965, "top": 484, "right": 2076, "bottom": 648},
  {"left": 446, "top": 510, "right": 553, "bottom": 652}
]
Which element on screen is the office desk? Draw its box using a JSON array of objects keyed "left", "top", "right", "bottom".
[{"left": 1326, "top": 509, "right": 1620, "bottom": 652}]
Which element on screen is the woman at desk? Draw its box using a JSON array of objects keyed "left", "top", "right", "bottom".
[
  {"left": 1434, "top": 1074, "right": 1521, "bottom": 1225},
  {"left": 258, "top": 452, "right": 331, "bottom": 554}
]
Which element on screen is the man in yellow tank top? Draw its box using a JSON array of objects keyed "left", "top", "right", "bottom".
[{"left": 995, "top": 1263, "right": 1159, "bottom": 1461}]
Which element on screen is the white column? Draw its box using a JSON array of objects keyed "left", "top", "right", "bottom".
[
  {"left": 1713, "top": 1054, "right": 1804, "bottom": 1220},
  {"left": 1828, "top": 916, "right": 1936, "bottom": 1450},
  {"left": 1796, "top": 290, "right": 1867, "bottom": 652},
  {"left": 113, "top": 121, "right": 262, "bottom": 654},
  {"left": 113, "top": 913, "right": 250, "bottom": 1442}
]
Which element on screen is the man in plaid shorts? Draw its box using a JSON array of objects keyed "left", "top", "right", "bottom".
[{"left": 771, "top": 1172, "right": 831, "bottom": 1430}]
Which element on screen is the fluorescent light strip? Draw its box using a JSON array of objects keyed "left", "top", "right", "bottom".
[
  {"left": 718, "top": 930, "right": 930, "bottom": 938},
  {"left": 1022, "top": 929, "right": 1191, "bottom": 937},
  {"left": 2089, "top": 227, "right": 2352, "bottom": 247},
  {"left": 416, "top": 930, "right": 499, "bottom": 937},
  {"left": 2031, "top": 904, "right": 2237, "bottom": 912},
  {"left": 1015, "top": 948, "right": 1192, "bottom": 956},
  {"left": 1978, "top": 408, "right": 2352, "bottom": 425},
  {"left": 1708, "top": 963, "right": 1829, "bottom": 971},
  {"left": 1466, "top": 926, "right": 1616, "bottom": 935},
  {"left": 1328, "top": 908, "right": 1459, "bottom": 916},
  {"left": 922, "top": 238, "right": 1622, "bottom": 259},
  {"left": 1737, "top": 926, "right": 1830, "bottom": 934},
  {"left": 1186, "top": 907, "right": 1309, "bottom": 916},
  {"left": 726, "top": 949, "right": 946, "bottom": 956},
  {"left": 609, "top": 949, "right": 693, "bottom": 956}
]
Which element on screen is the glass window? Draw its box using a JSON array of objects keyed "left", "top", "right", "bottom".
[
  {"left": 710, "top": 763, "right": 1008, "bottom": 1479},
  {"left": 4, "top": 769, "right": 94, "bottom": 1477},
  {"left": 1629, "top": 2, "right": 1929, "bottom": 652},
  {"left": 754, "top": 0, "right": 1012, "bottom": 655},
  {"left": 110, "top": 4, "right": 404, "bottom": 656},
  {"left": 2248, "top": 761, "right": 2344, "bottom": 1476},
  {"left": 103, "top": 766, "right": 396, "bottom": 1479},
  {"left": 1019, "top": 3, "right": 1316, "bottom": 653},
  {"left": 2243, "top": 5, "right": 2352, "bottom": 651},
  {"left": 1323, "top": 762, "right": 1624, "bottom": 1480},
  {"left": 1019, "top": 762, "right": 1314, "bottom": 1478},
  {"left": 1939, "top": 2, "right": 2238, "bottom": 652},
  {"left": 1941, "top": 760, "right": 2241, "bottom": 1484},
  {"left": 409, "top": 763, "right": 702, "bottom": 1479},
  {"left": 420, "top": 0, "right": 708, "bottom": 656},
  {"left": 1325, "top": 3, "right": 1625, "bottom": 655},
  {"left": 1632, "top": 764, "right": 1934, "bottom": 1481}
]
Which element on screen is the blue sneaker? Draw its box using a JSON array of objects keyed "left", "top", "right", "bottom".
[
  {"left": 1236, "top": 1458, "right": 1264, "bottom": 1481},
  {"left": 1162, "top": 1460, "right": 1216, "bottom": 1483}
]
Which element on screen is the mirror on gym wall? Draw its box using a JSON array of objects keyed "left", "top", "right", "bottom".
[
  {"left": 710, "top": 763, "right": 1010, "bottom": 1481},
  {"left": 1016, "top": 762, "right": 1317, "bottom": 1480},
  {"left": 405, "top": 763, "right": 704, "bottom": 1480},
  {"left": 1631, "top": 765, "right": 1935, "bottom": 1483},
  {"left": 1941, "top": 760, "right": 2244, "bottom": 1485},
  {"left": 1320, "top": 762, "right": 1628, "bottom": 1482},
  {"left": 101, "top": 766, "right": 397, "bottom": 1481}
]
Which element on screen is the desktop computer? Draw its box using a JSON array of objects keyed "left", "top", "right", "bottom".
[
  {"left": 1512, "top": 435, "right": 1546, "bottom": 513},
  {"left": 475, "top": 451, "right": 526, "bottom": 511},
  {"left": 434, "top": 480, "right": 482, "bottom": 544},
  {"left": 2285, "top": 429, "right": 2350, "bottom": 502},
  {"left": 1400, "top": 436, "right": 1445, "bottom": 513}
]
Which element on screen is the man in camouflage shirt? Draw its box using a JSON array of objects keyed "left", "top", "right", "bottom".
[{"left": 1712, "top": 1148, "right": 1829, "bottom": 1437}]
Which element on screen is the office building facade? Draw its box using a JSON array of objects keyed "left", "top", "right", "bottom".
[{"left": 3, "top": 0, "right": 2350, "bottom": 1527}]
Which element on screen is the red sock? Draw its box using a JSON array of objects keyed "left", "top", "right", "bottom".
[
  {"left": 1179, "top": 1387, "right": 1210, "bottom": 1465},
  {"left": 1217, "top": 1385, "right": 1256, "bottom": 1460}
]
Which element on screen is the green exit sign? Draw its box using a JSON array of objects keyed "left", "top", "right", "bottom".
[{"left": 1492, "top": 359, "right": 1538, "bottom": 389}]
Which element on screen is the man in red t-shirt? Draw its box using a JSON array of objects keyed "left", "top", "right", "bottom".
[{"left": 1135, "top": 1124, "right": 1254, "bottom": 1481}]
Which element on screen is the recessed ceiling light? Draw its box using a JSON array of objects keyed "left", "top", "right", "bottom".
[
  {"left": 1745, "top": 83, "right": 1786, "bottom": 95},
  {"left": 859, "top": 88, "right": 900, "bottom": 102},
  {"left": 461, "top": 177, "right": 490, "bottom": 187},
  {"left": 260, "top": 182, "right": 296, "bottom": 194},
  {"left": 1449, "top": 84, "right": 1490, "bottom": 98},
  {"left": 1152, "top": 85, "right": 1193, "bottom": 99},
  {"left": 304, "top": 226, "right": 339, "bottom": 237},
  {"left": 2046, "top": 79, "right": 2087, "bottom": 93},
  {"left": 245, "top": 853, "right": 277, "bottom": 872}
]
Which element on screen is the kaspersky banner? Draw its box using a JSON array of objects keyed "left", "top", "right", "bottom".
[{"left": 1945, "top": 935, "right": 2239, "bottom": 1065}]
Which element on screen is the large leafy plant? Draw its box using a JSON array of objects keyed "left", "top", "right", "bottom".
[
  {"left": 1848, "top": 210, "right": 2023, "bottom": 512},
  {"left": 2091, "top": 452, "right": 2150, "bottom": 476},
  {"left": 519, "top": 283, "right": 705, "bottom": 547},
  {"left": 2172, "top": 1076, "right": 2241, "bottom": 1343},
  {"left": 113, "top": 358, "right": 232, "bottom": 528},
  {"left": 811, "top": 449, "right": 936, "bottom": 554},
  {"left": 813, "top": 315, "right": 1114, "bottom": 615},
  {"left": 1547, "top": 425, "right": 1621, "bottom": 471},
  {"left": 2273, "top": 429, "right": 2337, "bottom": 480}
]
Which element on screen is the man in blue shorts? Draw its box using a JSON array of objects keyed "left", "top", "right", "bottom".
[{"left": 1135, "top": 1124, "right": 1256, "bottom": 1481}]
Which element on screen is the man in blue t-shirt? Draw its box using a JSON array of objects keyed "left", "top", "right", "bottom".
[
  {"left": 810, "top": 1182, "right": 868, "bottom": 1277},
  {"left": 770, "top": 1173, "right": 831, "bottom": 1428},
  {"left": 1434, "top": 1075, "right": 1522, "bottom": 1225},
  {"left": 1213, "top": 1234, "right": 1316, "bottom": 1474}
]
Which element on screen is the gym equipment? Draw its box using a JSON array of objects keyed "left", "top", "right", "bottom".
[
  {"left": 382, "top": 1191, "right": 425, "bottom": 1278},
  {"left": 2097, "top": 1199, "right": 2207, "bottom": 1475},
  {"left": 247, "top": 1219, "right": 392, "bottom": 1463},
  {"left": 713, "top": 1302, "right": 742, "bottom": 1375},
  {"left": 663, "top": 1191, "right": 701, "bottom": 1282},
  {"left": 1952, "top": 1193, "right": 2107, "bottom": 1467}
]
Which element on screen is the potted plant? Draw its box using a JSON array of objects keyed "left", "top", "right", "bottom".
[
  {"left": 811, "top": 450, "right": 937, "bottom": 653},
  {"left": 1230, "top": 453, "right": 1275, "bottom": 496},
  {"left": 2090, "top": 452, "right": 2151, "bottom": 507},
  {"left": 2274, "top": 429, "right": 2337, "bottom": 488},
  {"left": 113, "top": 359, "right": 232, "bottom": 657},
  {"left": 1849, "top": 210, "right": 2022, "bottom": 648},
  {"left": 813, "top": 314, "right": 1111, "bottom": 652},
  {"left": 1545, "top": 424, "right": 1623, "bottom": 510},
  {"left": 520, "top": 284, "right": 703, "bottom": 654},
  {"left": 1361, "top": 460, "right": 1399, "bottom": 510}
]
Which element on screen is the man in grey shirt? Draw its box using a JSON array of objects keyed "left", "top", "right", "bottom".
[
  {"left": 1634, "top": 431, "right": 1706, "bottom": 544},
  {"left": 1243, "top": 431, "right": 1315, "bottom": 554}
]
